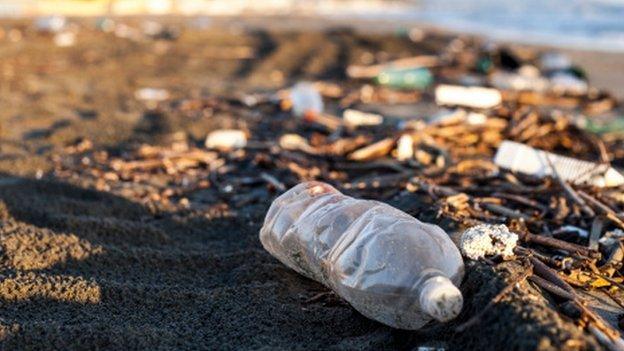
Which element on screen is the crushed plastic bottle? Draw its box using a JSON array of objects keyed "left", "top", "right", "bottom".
[{"left": 260, "top": 181, "right": 465, "bottom": 330}]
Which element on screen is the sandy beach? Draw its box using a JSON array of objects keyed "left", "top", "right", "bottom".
[{"left": 0, "top": 17, "right": 622, "bottom": 350}]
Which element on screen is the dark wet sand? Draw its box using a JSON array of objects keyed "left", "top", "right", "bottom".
[{"left": 0, "top": 18, "right": 619, "bottom": 350}]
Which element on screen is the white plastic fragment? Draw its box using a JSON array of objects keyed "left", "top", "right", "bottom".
[
  {"left": 396, "top": 134, "right": 414, "bottom": 161},
  {"left": 53, "top": 31, "right": 76, "bottom": 47},
  {"left": 205, "top": 130, "right": 247, "bottom": 151},
  {"left": 435, "top": 85, "right": 502, "bottom": 109},
  {"left": 289, "top": 82, "right": 324, "bottom": 117},
  {"left": 494, "top": 140, "right": 624, "bottom": 187},
  {"left": 134, "top": 88, "right": 170, "bottom": 102},
  {"left": 460, "top": 224, "right": 518, "bottom": 260},
  {"left": 343, "top": 109, "right": 383, "bottom": 127}
]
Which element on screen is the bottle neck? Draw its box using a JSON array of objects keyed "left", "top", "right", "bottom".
[{"left": 415, "top": 271, "right": 463, "bottom": 322}]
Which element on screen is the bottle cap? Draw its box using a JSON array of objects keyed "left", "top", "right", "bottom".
[{"left": 419, "top": 275, "right": 463, "bottom": 322}]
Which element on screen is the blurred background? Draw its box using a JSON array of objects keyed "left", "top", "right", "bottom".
[{"left": 1, "top": 0, "right": 624, "bottom": 51}]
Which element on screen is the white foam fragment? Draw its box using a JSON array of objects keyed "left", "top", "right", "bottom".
[
  {"left": 435, "top": 85, "right": 501, "bottom": 109},
  {"left": 460, "top": 224, "right": 518, "bottom": 260},
  {"left": 494, "top": 140, "right": 624, "bottom": 187},
  {"left": 205, "top": 130, "right": 247, "bottom": 151}
]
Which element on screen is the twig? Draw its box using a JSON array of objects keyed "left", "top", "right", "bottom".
[
  {"left": 529, "top": 256, "right": 576, "bottom": 295},
  {"left": 529, "top": 275, "right": 576, "bottom": 300},
  {"left": 578, "top": 190, "right": 624, "bottom": 230},
  {"left": 546, "top": 155, "right": 595, "bottom": 217},
  {"left": 522, "top": 233, "right": 600, "bottom": 259}
]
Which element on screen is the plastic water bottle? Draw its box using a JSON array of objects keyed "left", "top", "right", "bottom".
[{"left": 260, "top": 181, "right": 464, "bottom": 330}]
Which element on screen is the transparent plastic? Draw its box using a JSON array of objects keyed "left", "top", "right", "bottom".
[
  {"left": 260, "top": 181, "right": 465, "bottom": 330},
  {"left": 289, "top": 82, "right": 324, "bottom": 117}
]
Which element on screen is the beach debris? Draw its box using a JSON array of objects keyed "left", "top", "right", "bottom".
[
  {"left": 343, "top": 109, "right": 383, "bottom": 127},
  {"left": 346, "top": 55, "right": 438, "bottom": 79},
  {"left": 261, "top": 181, "right": 464, "bottom": 329},
  {"left": 550, "top": 72, "right": 588, "bottom": 95},
  {"left": 494, "top": 140, "right": 624, "bottom": 187},
  {"left": 540, "top": 52, "right": 573, "bottom": 72},
  {"left": 428, "top": 109, "right": 487, "bottom": 126},
  {"left": 599, "top": 229, "right": 624, "bottom": 246},
  {"left": 205, "top": 130, "right": 247, "bottom": 151},
  {"left": 289, "top": 82, "right": 324, "bottom": 118},
  {"left": 35, "top": 15, "right": 67, "bottom": 33},
  {"left": 44, "top": 25, "right": 624, "bottom": 342},
  {"left": 53, "top": 31, "right": 76, "bottom": 47},
  {"left": 459, "top": 224, "right": 518, "bottom": 260},
  {"left": 348, "top": 138, "right": 395, "bottom": 161},
  {"left": 134, "top": 88, "right": 170, "bottom": 102},
  {"left": 575, "top": 114, "right": 624, "bottom": 135},
  {"left": 396, "top": 134, "right": 414, "bottom": 161},
  {"left": 435, "top": 85, "right": 502, "bottom": 109},
  {"left": 279, "top": 134, "right": 318, "bottom": 154},
  {"left": 490, "top": 67, "right": 550, "bottom": 92},
  {"left": 373, "top": 67, "right": 433, "bottom": 90}
]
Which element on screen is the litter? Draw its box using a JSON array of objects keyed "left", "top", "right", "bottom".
[
  {"left": 346, "top": 55, "right": 438, "bottom": 79},
  {"left": 134, "top": 88, "right": 170, "bottom": 102},
  {"left": 260, "top": 181, "right": 464, "bottom": 329},
  {"left": 460, "top": 224, "right": 518, "bottom": 260},
  {"left": 348, "top": 138, "right": 395, "bottom": 161},
  {"left": 396, "top": 134, "right": 414, "bottom": 161},
  {"left": 343, "top": 109, "right": 384, "bottom": 127},
  {"left": 53, "top": 31, "right": 76, "bottom": 47},
  {"left": 540, "top": 52, "right": 572, "bottom": 72},
  {"left": 550, "top": 72, "right": 588, "bottom": 95},
  {"left": 279, "top": 134, "right": 317, "bottom": 154},
  {"left": 494, "top": 140, "right": 624, "bottom": 187},
  {"left": 373, "top": 67, "right": 433, "bottom": 90},
  {"left": 435, "top": 85, "right": 502, "bottom": 109},
  {"left": 35, "top": 16, "right": 67, "bottom": 33},
  {"left": 289, "top": 82, "right": 324, "bottom": 118},
  {"left": 490, "top": 68, "right": 550, "bottom": 93},
  {"left": 205, "top": 130, "right": 247, "bottom": 151}
]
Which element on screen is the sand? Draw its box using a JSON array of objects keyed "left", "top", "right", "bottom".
[{"left": 0, "top": 17, "right": 620, "bottom": 350}]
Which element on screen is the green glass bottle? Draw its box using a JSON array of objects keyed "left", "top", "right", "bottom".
[{"left": 374, "top": 67, "right": 433, "bottom": 90}]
